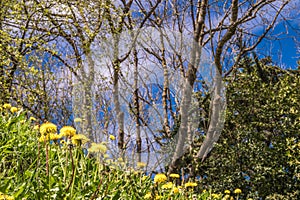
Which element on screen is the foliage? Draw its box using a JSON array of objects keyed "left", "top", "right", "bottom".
[
  {"left": 0, "top": 0, "right": 298, "bottom": 199},
  {"left": 191, "top": 59, "right": 300, "bottom": 199},
  {"left": 0, "top": 106, "right": 240, "bottom": 200},
  {"left": 0, "top": 107, "right": 145, "bottom": 199}
]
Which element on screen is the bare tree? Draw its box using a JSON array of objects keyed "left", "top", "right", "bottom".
[
  {"left": 157, "top": 0, "right": 292, "bottom": 173},
  {"left": 1, "top": 0, "right": 293, "bottom": 175}
]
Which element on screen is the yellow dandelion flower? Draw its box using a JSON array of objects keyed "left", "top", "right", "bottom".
[
  {"left": 50, "top": 133, "right": 61, "bottom": 141},
  {"left": 154, "top": 173, "right": 167, "bottom": 183},
  {"left": 10, "top": 107, "right": 18, "bottom": 113},
  {"left": 88, "top": 143, "right": 107, "bottom": 154},
  {"left": 134, "top": 171, "right": 141, "bottom": 175},
  {"left": 38, "top": 135, "right": 49, "bottom": 143},
  {"left": 223, "top": 194, "right": 231, "bottom": 200},
  {"left": 161, "top": 182, "right": 173, "bottom": 189},
  {"left": 234, "top": 188, "right": 242, "bottom": 194},
  {"left": 71, "top": 134, "right": 90, "bottom": 146},
  {"left": 173, "top": 187, "right": 179, "bottom": 194},
  {"left": 109, "top": 134, "right": 116, "bottom": 140},
  {"left": 103, "top": 154, "right": 110, "bottom": 158},
  {"left": 212, "top": 193, "right": 220, "bottom": 199},
  {"left": 98, "top": 144, "right": 107, "bottom": 153},
  {"left": 170, "top": 173, "right": 180, "bottom": 178},
  {"left": 3, "top": 103, "right": 11, "bottom": 109},
  {"left": 30, "top": 117, "right": 36, "bottom": 121},
  {"left": 40, "top": 122, "right": 57, "bottom": 136},
  {"left": 105, "top": 159, "right": 112, "bottom": 164},
  {"left": 155, "top": 195, "right": 162, "bottom": 200},
  {"left": 144, "top": 192, "right": 152, "bottom": 199},
  {"left": 33, "top": 125, "right": 39, "bottom": 130},
  {"left": 142, "top": 175, "right": 148, "bottom": 181},
  {"left": 224, "top": 190, "right": 230, "bottom": 194},
  {"left": 74, "top": 118, "right": 82, "bottom": 122},
  {"left": 60, "top": 140, "right": 66, "bottom": 145},
  {"left": 137, "top": 162, "right": 146, "bottom": 168},
  {"left": 184, "top": 182, "right": 197, "bottom": 187},
  {"left": 60, "top": 126, "right": 76, "bottom": 137},
  {"left": 0, "top": 192, "right": 14, "bottom": 200}
]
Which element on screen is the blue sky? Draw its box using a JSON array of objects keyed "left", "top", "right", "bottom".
[{"left": 257, "top": 4, "right": 300, "bottom": 69}]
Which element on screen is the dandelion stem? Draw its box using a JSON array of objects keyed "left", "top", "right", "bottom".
[
  {"left": 46, "top": 143, "right": 49, "bottom": 176},
  {"left": 66, "top": 146, "right": 75, "bottom": 194}
]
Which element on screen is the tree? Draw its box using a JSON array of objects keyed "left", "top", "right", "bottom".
[
  {"left": 148, "top": 0, "right": 292, "bottom": 173},
  {"left": 191, "top": 58, "right": 300, "bottom": 198},
  {"left": 0, "top": 0, "right": 296, "bottom": 177},
  {"left": 0, "top": 0, "right": 70, "bottom": 122}
]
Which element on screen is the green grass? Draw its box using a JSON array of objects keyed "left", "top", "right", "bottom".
[{"left": 0, "top": 106, "right": 242, "bottom": 200}]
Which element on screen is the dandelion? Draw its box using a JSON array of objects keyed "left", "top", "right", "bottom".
[
  {"left": 155, "top": 195, "right": 162, "bottom": 200},
  {"left": 10, "top": 107, "right": 18, "bottom": 113},
  {"left": 71, "top": 134, "right": 90, "bottom": 146},
  {"left": 97, "top": 143, "right": 107, "bottom": 153},
  {"left": 0, "top": 192, "right": 14, "bottom": 200},
  {"left": 170, "top": 173, "right": 180, "bottom": 178},
  {"left": 38, "top": 135, "right": 49, "bottom": 142},
  {"left": 224, "top": 190, "right": 230, "bottom": 194},
  {"left": 173, "top": 187, "right": 179, "bottom": 194},
  {"left": 50, "top": 133, "right": 62, "bottom": 141},
  {"left": 184, "top": 182, "right": 197, "bottom": 187},
  {"left": 103, "top": 154, "right": 110, "bottom": 158},
  {"left": 74, "top": 118, "right": 82, "bottom": 122},
  {"left": 109, "top": 134, "right": 116, "bottom": 140},
  {"left": 212, "top": 193, "right": 221, "bottom": 199},
  {"left": 88, "top": 143, "right": 107, "bottom": 154},
  {"left": 30, "top": 117, "right": 36, "bottom": 121},
  {"left": 3, "top": 103, "right": 11, "bottom": 109},
  {"left": 142, "top": 176, "right": 148, "bottom": 181},
  {"left": 144, "top": 192, "right": 152, "bottom": 199},
  {"left": 105, "top": 159, "right": 112, "bottom": 164},
  {"left": 38, "top": 133, "right": 60, "bottom": 143},
  {"left": 137, "top": 162, "right": 146, "bottom": 168},
  {"left": 60, "top": 126, "right": 76, "bottom": 137},
  {"left": 30, "top": 66, "right": 36, "bottom": 73},
  {"left": 60, "top": 140, "right": 66, "bottom": 145},
  {"left": 33, "top": 125, "right": 39, "bottom": 130},
  {"left": 40, "top": 122, "right": 57, "bottom": 136},
  {"left": 234, "top": 188, "right": 242, "bottom": 194},
  {"left": 154, "top": 173, "right": 167, "bottom": 183},
  {"left": 134, "top": 171, "right": 141, "bottom": 175},
  {"left": 178, "top": 186, "right": 183, "bottom": 193},
  {"left": 222, "top": 194, "right": 230, "bottom": 200},
  {"left": 161, "top": 182, "right": 173, "bottom": 189}
]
